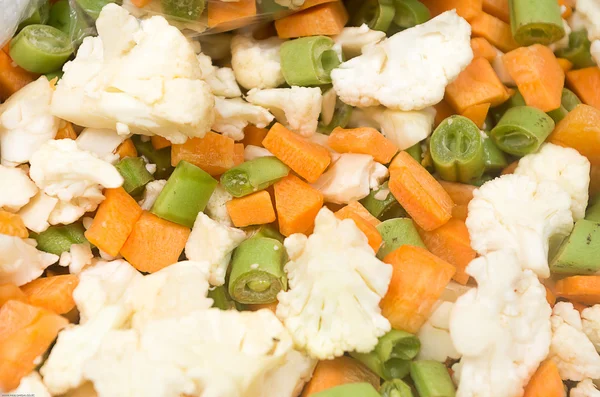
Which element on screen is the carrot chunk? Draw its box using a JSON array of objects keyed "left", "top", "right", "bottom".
[
  {"left": 461, "top": 102, "right": 491, "bottom": 128},
  {"left": 433, "top": 100, "right": 455, "bottom": 127},
  {"left": 115, "top": 138, "right": 138, "bottom": 159},
  {"left": 55, "top": 121, "right": 77, "bottom": 140},
  {"left": 0, "top": 211, "right": 28, "bottom": 238},
  {"left": 302, "top": 356, "right": 380, "bottom": 396},
  {"left": 470, "top": 12, "right": 519, "bottom": 52},
  {"left": 566, "top": 67, "right": 600, "bottom": 110},
  {"left": 226, "top": 191, "right": 276, "bottom": 227},
  {"left": 242, "top": 125, "right": 269, "bottom": 148},
  {"left": 335, "top": 201, "right": 380, "bottom": 227},
  {"left": 21, "top": 275, "right": 79, "bottom": 314},
  {"left": 328, "top": 127, "right": 398, "bottom": 164},
  {"left": 482, "top": 0, "right": 509, "bottom": 22},
  {"left": 554, "top": 275, "right": 600, "bottom": 305},
  {"left": 335, "top": 204, "right": 383, "bottom": 253},
  {"left": 0, "top": 284, "right": 28, "bottom": 308},
  {"left": 274, "top": 174, "right": 324, "bottom": 236},
  {"left": 549, "top": 104, "right": 600, "bottom": 166},
  {"left": 151, "top": 136, "right": 171, "bottom": 150},
  {"left": 420, "top": 0, "right": 483, "bottom": 21},
  {"left": 471, "top": 37, "right": 497, "bottom": 61},
  {"left": 523, "top": 360, "right": 564, "bottom": 397},
  {"left": 275, "top": 1, "right": 348, "bottom": 38},
  {"left": 556, "top": 58, "right": 573, "bottom": 73},
  {"left": 208, "top": 0, "right": 257, "bottom": 28},
  {"left": 233, "top": 143, "right": 244, "bottom": 166},
  {"left": 171, "top": 132, "right": 237, "bottom": 176},
  {"left": 0, "top": 51, "right": 35, "bottom": 101}
]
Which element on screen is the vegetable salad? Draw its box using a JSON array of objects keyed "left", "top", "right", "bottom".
[{"left": 1, "top": 0, "right": 600, "bottom": 396}]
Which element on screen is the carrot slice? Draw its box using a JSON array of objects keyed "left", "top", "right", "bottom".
[
  {"left": 226, "top": 190, "right": 276, "bottom": 227},
  {"left": 171, "top": 132, "right": 237, "bottom": 176},
  {"left": 503, "top": 44, "right": 565, "bottom": 112},
  {"left": 302, "top": 356, "right": 380, "bottom": 397},
  {"left": 233, "top": 143, "right": 244, "bottom": 166},
  {"left": 242, "top": 125, "right": 269, "bottom": 148},
  {"left": 328, "top": 127, "right": 398, "bottom": 164},
  {"left": 549, "top": 104, "right": 600, "bottom": 166},
  {"left": 335, "top": 201, "right": 380, "bottom": 227},
  {"left": 55, "top": 121, "right": 77, "bottom": 140},
  {"left": 558, "top": 0, "right": 573, "bottom": 18},
  {"left": 130, "top": 0, "right": 151, "bottom": 7},
  {"left": 381, "top": 245, "right": 456, "bottom": 333},
  {"left": 0, "top": 51, "right": 35, "bottom": 101},
  {"left": 471, "top": 37, "right": 497, "bottom": 61},
  {"left": 115, "top": 138, "right": 138, "bottom": 159},
  {"left": 470, "top": 12, "right": 519, "bottom": 52},
  {"left": 388, "top": 152, "right": 454, "bottom": 231},
  {"left": 461, "top": 102, "right": 491, "bottom": 128},
  {"left": 545, "top": 286, "right": 556, "bottom": 307},
  {"left": 482, "top": 0, "right": 509, "bottom": 22},
  {"left": 274, "top": 174, "right": 324, "bottom": 236},
  {"left": 208, "top": 0, "right": 257, "bottom": 28},
  {"left": 0, "top": 284, "right": 28, "bottom": 308},
  {"left": 299, "top": 0, "right": 337, "bottom": 9},
  {"left": 420, "top": 0, "right": 483, "bottom": 21},
  {"left": 434, "top": 100, "right": 455, "bottom": 127},
  {"left": 21, "top": 275, "right": 79, "bottom": 314},
  {"left": 554, "top": 275, "right": 600, "bottom": 305},
  {"left": 523, "top": 360, "right": 564, "bottom": 397},
  {"left": 85, "top": 187, "right": 143, "bottom": 257},
  {"left": 0, "top": 210, "right": 28, "bottom": 238},
  {"left": 566, "top": 67, "right": 600, "bottom": 110},
  {"left": 151, "top": 136, "right": 171, "bottom": 150},
  {"left": 263, "top": 123, "right": 331, "bottom": 183},
  {"left": 275, "top": 1, "right": 349, "bottom": 38},
  {"left": 246, "top": 301, "right": 278, "bottom": 313},
  {"left": 556, "top": 58, "right": 573, "bottom": 73},
  {"left": 438, "top": 181, "right": 476, "bottom": 206},
  {"left": 335, "top": 205, "right": 383, "bottom": 253}
]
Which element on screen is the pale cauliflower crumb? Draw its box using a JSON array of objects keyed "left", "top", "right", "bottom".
[
  {"left": 10, "top": 372, "right": 51, "bottom": 397},
  {"left": 0, "top": 235, "right": 58, "bottom": 286},
  {"left": 231, "top": 34, "right": 286, "bottom": 90},
  {"left": 333, "top": 24, "right": 386, "bottom": 58},
  {"left": 0, "top": 164, "right": 38, "bottom": 212},
  {"left": 582, "top": 305, "right": 600, "bottom": 353},
  {"left": 197, "top": 52, "right": 242, "bottom": 98},
  {"left": 571, "top": 379, "right": 600, "bottom": 397},
  {"left": 17, "top": 192, "right": 59, "bottom": 233},
  {"left": 212, "top": 97, "right": 274, "bottom": 141},
  {"left": 205, "top": 184, "right": 234, "bottom": 227},
  {"left": 138, "top": 179, "right": 166, "bottom": 211},
  {"left": 417, "top": 301, "right": 461, "bottom": 362}
]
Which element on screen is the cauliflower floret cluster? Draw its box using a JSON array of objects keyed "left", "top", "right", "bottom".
[
  {"left": 570, "top": 379, "right": 600, "bottom": 397},
  {"left": 197, "top": 52, "right": 242, "bottom": 98},
  {"left": 0, "top": 164, "right": 38, "bottom": 212},
  {"left": 75, "top": 128, "right": 126, "bottom": 164},
  {"left": 582, "top": 305, "right": 600, "bottom": 353},
  {"left": 363, "top": 106, "right": 436, "bottom": 151},
  {"left": 212, "top": 97, "right": 274, "bottom": 141},
  {"left": 417, "top": 301, "right": 461, "bottom": 362},
  {"left": 138, "top": 179, "right": 166, "bottom": 210},
  {"left": 204, "top": 184, "right": 235, "bottom": 227},
  {"left": 231, "top": 34, "right": 286, "bottom": 90},
  {"left": 0, "top": 234, "right": 58, "bottom": 286},
  {"left": 334, "top": 24, "right": 386, "bottom": 58}
]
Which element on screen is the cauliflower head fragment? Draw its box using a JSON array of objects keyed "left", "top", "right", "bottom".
[
  {"left": 582, "top": 305, "right": 600, "bottom": 353},
  {"left": 0, "top": 234, "right": 58, "bottom": 286},
  {"left": 0, "top": 164, "right": 38, "bottom": 212},
  {"left": 197, "top": 53, "right": 242, "bottom": 98},
  {"left": 417, "top": 301, "right": 461, "bottom": 362},
  {"left": 276, "top": 207, "right": 392, "bottom": 360},
  {"left": 574, "top": 0, "right": 600, "bottom": 41},
  {"left": 231, "top": 34, "right": 286, "bottom": 90},
  {"left": 466, "top": 174, "right": 573, "bottom": 278},
  {"left": 212, "top": 97, "right": 274, "bottom": 141},
  {"left": 334, "top": 24, "right": 386, "bottom": 58},
  {"left": 331, "top": 11, "right": 473, "bottom": 110},
  {"left": 10, "top": 372, "right": 51, "bottom": 397},
  {"left": 363, "top": 106, "right": 436, "bottom": 151},
  {"left": 570, "top": 379, "right": 600, "bottom": 397}
]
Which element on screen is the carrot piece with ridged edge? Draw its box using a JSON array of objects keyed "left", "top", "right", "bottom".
[
  {"left": 0, "top": 284, "right": 28, "bottom": 308},
  {"left": 208, "top": 0, "right": 257, "bottom": 28},
  {"left": 275, "top": 1, "right": 348, "bottom": 39},
  {"left": 302, "top": 356, "right": 380, "bottom": 397},
  {"left": 566, "top": 67, "right": 600, "bottom": 110},
  {"left": 21, "top": 275, "right": 79, "bottom": 314},
  {"left": 335, "top": 204, "right": 383, "bottom": 253},
  {"left": 420, "top": 0, "right": 482, "bottom": 21},
  {"left": 336, "top": 201, "right": 380, "bottom": 227},
  {"left": 274, "top": 174, "right": 324, "bottom": 236},
  {"left": 434, "top": 100, "right": 455, "bottom": 127},
  {"left": 242, "top": 125, "right": 269, "bottom": 148},
  {"left": 0, "top": 210, "right": 28, "bottom": 238},
  {"left": 470, "top": 12, "right": 518, "bottom": 52},
  {"left": 0, "top": 50, "right": 35, "bottom": 101},
  {"left": 461, "top": 102, "right": 491, "bottom": 128},
  {"left": 171, "top": 132, "right": 236, "bottom": 176},
  {"left": 438, "top": 181, "right": 475, "bottom": 222},
  {"left": 554, "top": 275, "right": 600, "bottom": 305},
  {"left": 328, "top": 127, "right": 398, "bottom": 164},
  {"left": 471, "top": 38, "right": 497, "bottom": 61},
  {"left": 548, "top": 104, "right": 600, "bottom": 167},
  {"left": 115, "top": 138, "right": 138, "bottom": 159},
  {"left": 226, "top": 190, "right": 276, "bottom": 227},
  {"left": 523, "top": 360, "right": 564, "bottom": 397},
  {"left": 151, "top": 136, "right": 171, "bottom": 150}
]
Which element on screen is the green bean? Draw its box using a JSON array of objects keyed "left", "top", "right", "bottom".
[
  {"left": 114, "top": 157, "right": 154, "bottom": 197},
  {"left": 45, "top": 70, "right": 64, "bottom": 81},
  {"left": 313, "top": 383, "right": 381, "bottom": 397},
  {"left": 74, "top": 0, "right": 120, "bottom": 19},
  {"left": 376, "top": 218, "right": 425, "bottom": 259},
  {"left": 410, "top": 360, "right": 456, "bottom": 397},
  {"left": 490, "top": 106, "right": 555, "bottom": 156},
  {"left": 220, "top": 157, "right": 289, "bottom": 198},
  {"left": 360, "top": 181, "right": 406, "bottom": 221},
  {"left": 161, "top": 0, "right": 206, "bottom": 20},
  {"left": 550, "top": 219, "right": 600, "bottom": 275},
  {"left": 280, "top": 36, "right": 341, "bottom": 87},
  {"left": 208, "top": 286, "right": 237, "bottom": 310},
  {"left": 18, "top": 0, "right": 50, "bottom": 30},
  {"left": 586, "top": 195, "right": 600, "bottom": 222},
  {"left": 132, "top": 136, "right": 173, "bottom": 179},
  {"left": 490, "top": 90, "right": 526, "bottom": 124},
  {"left": 509, "top": 0, "right": 565, "bottom": 46},
  {"left": 9, "top": 25, "right": 73, "bottom": 74},
  {"left": 405, "top": 143, "right": 423, "bottom": 163},
  {"left": 351, "top": 0, "right": 396, "bottom": 32},
  {"left": 482, "top": 136, "right": 508, "bottom": 173},
  {"left": 247, "top": 224, "right": 284, "bottom": 243},
  {"left": 380, "top": 379, "right": 415, "bottom": 397},
  {"left": 555, "top": 30, "right": 597, "bottom": 69},
  {"left": 393, "top": 0, "right": 430, "bottom": 29},
  {"left": 33, "top": 223, "right": 88, "bottom": 256},
  {"left": 318, "top": 100, "right": 353, "bottom": 135}
]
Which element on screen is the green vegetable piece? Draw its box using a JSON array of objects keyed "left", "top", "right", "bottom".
[
  {"left": 48, "top": 0, "right": 72, "bottom": 34},
  {"left": 585, "top": 196, "right": 600, "bottom": 222},
  {"left": 161, "top": 0, "right": 206, "bottom": 20},
  {"left": 114, "top": 157, "right": 154, "bottom": 197},
  {"left": 393, "top": 0, "right": 430, "bottom": 29},
  {"left": 257, "top": 0, "right": 288, "bottom": 13},
  {"left": 351, "top": 0, "right": 396, "bottom": 32},
  {"left": 380, "top": 379, "right": 415, "bottom": 397},
  {"left": 317, "top": 100, "right": 353, "bottom": 135},
  {"left": 509, "top": 0, "right": 565, "bottom": 46},
  {"left": 151, "top": 160, "right": 217, "bottom": 228},
  {"left": 19, "top": 0, "right": 51, "bottom": 30},
  {"left": 208, "top": 286, "right": 237, "bottom": 310},
  {"left": 490, "top": 106, "right": 555, "bottom": 156},
  {"left": 482, "top": 136, "right": 508, "bottom": 173},
  {"left": 312, "top": 383, "right": 381, "bottom": 397},
  {"left": 247, "top": 224, "right": 285, "bottom": 243},
  {"left": 220, "top": 157, "right": 289, "bottom": 198},
  {"left": 555, "top": 29, "right": 597, "bottom": 69},
  {"left": 550, "top": 219, "right": 600, "bottom": 275},
  {"left": 410, "top": 360, "right": 456, "bottom": 397},
  {"left": 490, "top": 90, "right": 526, "bottom": 124},
  {"left": 280, "top": 36, "right": 341, "bottom": 86},
  {"left": 376, "top": 218, "right": 425, "bottom": 259},
  {"left": 75, "top": 0, "right": 119, "bottom": 19},
  {"left": 430, "top": 115, "right": 485, "bottom": 183},
  {"left": 469, "top": 174, "right": 495, "bottom": 187},
  {"left": 132, "top": 135, "right": 173, "bottom": 179},
  {"left": 405, "top": 143, "right": 423, "bottom": 163},
  {"left": 9, "top": 25, "right": 73, "bottom": 74},
  {"left": 34, "top": 223, "right": 87, "bottom": 256},
  {"left": 45, "top": 70, "right": 64, "bottom": 81},
  {"left": 547, "top": 88, "right": 582, "bottom": 123},
  {"left": 228, "top": 237, "right": 287, "bottom": 304},
  {"left": 360, "top": 181, "right": 406, "bottom": 221}
]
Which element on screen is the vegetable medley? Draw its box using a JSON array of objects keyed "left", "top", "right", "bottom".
[{"left": 2, "top": 0, "right": 600, "bottom": 396}]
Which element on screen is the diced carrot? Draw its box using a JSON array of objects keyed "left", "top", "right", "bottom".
[
  {"left": 452, "top": 205, "right": 469, "bottom": 221},
  {"left": 242, "top": 125, "right": 269, "bottom": 148},
  {"left": 566, "top": 67, "right": 600, "bottom": 110},
  {"left": 233, "top": 143, "right": 244, "bottom": 166},
  {"left": 335, "top": 205, "right": 383, "bottom": 253},
  {"left": 471, "top": 37, "right": 498, "bottom": 61},
  {"left": 470, "top": 12, "right": 519, "bottom": 52},
  {"left": 263, "top": 123, "right": 331, "bottom": 183},
  {"left": 208, "top": 0, "right": 257, "bottom": 28},
  {"left": 420, "top": 0, "right": 483, "bottom": 21},
  {"left": 335, "top": 201, "right": 380, "bottom": 227},
  {"left": 0, "top": 300, "right": 68, "bottom": 391},
  {"left": 554, "top": 275, "right": 600, "bottom": 305},
  {"left": 446, "top": 57, "right": 511, "bottom": 113},
  {"left": 388, "top": 152, "right": 454, "bottom": 231},
  {"left": 381, "top": 245, "right": 456, "bottom": 333},
  {"left": 275, "top": 1, "right": 348, "bottom": 39},
  {"left": 151, "top": 136, "right": 171, "bottom": 150},
  {"left": 461, "top": 102, "right": 491, "bottom": 128},
  {"left": 20, "top": 275, "right": 79, "bottom": 315},
  {"left": 246, "top": 302, "right": 278, "bottom": 313},
  {"left": 556, "top": 58, "right": 573, "bottom": 73},
  {"left": 502, "top": 160, "right": 519, "bottom": 175},
  {"left": 558, "top": 0, "right": 572, "bottom": 18},
  {"left": 438, "top": 181, "right": 476, "bottom": 206},
  {"left": 503, "top": 45, "right": 565, "bottom": 112},
  {"left": 545, "top": 286, "right": 556, "bottom": 307},
  {"left": 114, "top": 138, "right": 138, "bottom": 159},
  {"left": 0, "top": 284, "right": 28, "bottom": 308},
  {"left": 301, "top": 356, "right": 380, "bottom": 397},
  {"left": 549, "top": 104, "right": 600, "bottom": 166},
  {"left": 327, "top": 127, "right": 398, "bottom": 164},
  {"left": 0, "top": 210, "right": 28, "bottom": 238},
  {"left": 434, "top": 100, "right": 455, "bottom": 127},
  {"left": 130, "top": 0, "right": 151, "bottom": 7},
  {"left": 171, "top": 132, "right": 237, "bottom": 176},
  {"left": 1, "top": 41, "right": 9, "bottom": 54},
  {"left": 226, "top": 190, "right": 276, "bottom": 227},
  {"left": 84, "top": 187, "right": 143, "bottom": 257},
  {"left": 482, "top": 0, "right": 509, "bottom": 22},
  {"left": 299, "top": 0, "right": 337, "bottom": 9},
  {"left": 523, "top": 360, "right": 564, "bottom": 397},
  {"left": 274, "top": 174, "right": 324, "bottom": 236},
  {"left": 0, "top": 51, "right": 35, "bottom": 101},
  {"left": 55, "top": 121, "right": 77, "bottom": 140},
  {"left": 572, "top": 301, "right": 589, "bottom": 313}
]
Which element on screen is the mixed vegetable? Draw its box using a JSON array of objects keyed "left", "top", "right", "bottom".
[{"left": 1, "top": 0, "right": 600, "bottom": 396}]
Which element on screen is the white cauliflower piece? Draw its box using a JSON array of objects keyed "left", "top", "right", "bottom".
[
  {"left": 331, "top": 11, "right": 473, "bottom": 110},
  {"left": 0, "top": 77, "right": 59, "bottom": 166},
  {"left": 184, "top": 213, "right": 246, "bottom": 286},
  {"left": 274, "top": 0, "right": 306, "bottom": 8},
  {"left": 276, "top": 207, "right": 393, "bottom": 359},
  {"left": 466, "top": 174, "right": 573, "bottom": 278},
  {"left": 76, "top": 128, "right": 127, "bottom": 164},
  {"left": 262, "top": 350, "right": 317, "bottom": 397},
  {"left": 592, "top": 40, "right": 600, "bottom": 67},
  {"left": 418, "top": 301, "right": 461, "bottom": 362},
  {"left": 574, "top": 0, "right": 600, "bottom": 41},
  {"left": 51, "top": 4, "right": 215, "bottom": 144},
  {"left": 17, "top": 192, "right": 59, "bottom": 233},
  {"left": 549, "top": 302, "right": 600, "bottom": 381},
  {"left": 549, "top": 19, "right": 572, "bottom": 51},
  {"left": 515, "top": 143, "right": 590, "bottom": 221},
  {"left": 440, "top": 281, "right": 473, "bottom": 303},
  {"left": 582, "top": 305, "right": 600, "bottom": 352},
  {"left": 492, "top": 49, "right": 517, "bottom": 86},
  {"left": 58, "top": 242, "right": 94, "bottom": 275},
  {"left": 246, "top": 87, "right": 322, "bottom": 137},
  {"left": 450, "top": 251, "right": 552, "bottom": 397},
  {"left": 244, "top": 145, "right": 273, "bottom": 161},
  {"left": 571, "top": 379, "right": 600, "bottom": 397},
  {"left": 29, "top": 139, "right": 124, "bottom": 225},
  {"left": 212, "top": 97, "right": 274, "bottom": 141},
  {"left": 197, "top": 52, "right": 242, "bottom": 98},
  {"left": 0, "top": 235, "right": 58, "bottom": 286},
  {"left": 0, "top": 164, "right": 38, "bottom": 212},
  {"left": 10, "top": 372, "right": 51, "bottom": 397},
  {"left": 334, "top": 24, "right": 386, "bottom": 58},
  {"left": 138, "top": 179, "right": 166, "bottom": 211},
  {"left": 205, "top": 184, "right": 234, "bottom": 227},
  {"left": 231, "top": 34, "right": 286, "bottom": 90},
  {"left": 312, "top": 154, "right": 388, "bottom": 204}
]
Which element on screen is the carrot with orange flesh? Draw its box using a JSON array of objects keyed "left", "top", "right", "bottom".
[
  {"left": 151, "top": 136, "right": 171, "bottom": 150},
  {"left": 0, "top": 211, "right": 28, "bottom": 238},
  {"left": 388, "top": 152, "right": 454, "bottom": 231},
  {"left": 482, "top": 0, "right": 509, "bottom": 22},
  {"left": 327, "top": 127, "right": 398, "bottom": 164},
  {"left": 115, "top": 138, "right": 138, "bottom": 159},
  {"left": 0, "top": 50, "right": 35, "bottom": 101},
  {"left": 301, "top": 356, "right": 380, "bottom": 397},
  {"left": 233, "top": 143, "right": 244, "bottom": 166},
  {"left": 171, "top": 132, "right": 237, "bottom": 176},
  {"left": 501, "top": 160, "right": 519, "bottom": 175},
  {"left": 566, "top": 67, "right": 600, "bottom": 110},
  {"left": 242, "top": 125, "right": 269, "bottom": 148},
  {"left": 554, "top": 275, "right": 600, "bottom": 305},
  {"left": 208, "top": 0, "right": 257, "bottom": 28},
  {"left": 590, "top": 165, "right": 600, "bottom": 197},
  {"left": 0, "top": 284, "right": 28, "bottom": 308},
  {"left": 130, "top": 0, "right": 151, "bottom": 7},
  {"left": 246, "top": 302, "right": 278, "bottom": 313},
  {"left": 548, "top": 104, "right": 600, "bottom": 166},
  {"left": 470, "top": 12, "right": 519, "bottom": 52},
  {"left": 262, "top": 123, "right": 331, "bottom": 183},
  {"left": 21, "top": 275, "right": 79, "bottom": 315},
  {"left": 299, "top": 0, "right": 337, "bottom": 9},
  {"left": 275, "top": 1, "right": 348, "bottom": 39},
  {"left": 336, "top": 201, "right": 380, "bottom": 227},
  {"left": 523, "top": 360, "right": 564, "bottom": 397},
  {"left": 274, "top": 174, "right": 324, "bottom": 236},
  {"left": 55, "top": 121, "right": 77, "bottom": 140},
  {"left": 545, "top": 286, "right": 556, "bottom": 307},
  {"left": 471, "top": 38, "right": 498, "bottom": 61},
  {"left": 420, "top": 0, "right": 482, "bottom": 21},
  {"left": 335, "top": 206, "right": 383, "bottom": 253},
  {"left": 380, "top": 245, "right": 456, "bottom": 333},
  {"left": 502, "top": 45, "right": 565, "bottom": 112},
  {"left": 433, "top": 100, "right": 455, "bottom": 127},
  {"left": 438, "top": 181, "right": 476, "bottom": 207},
  {"left": 461, "top": 102, "right": 491, "bottom": 128},
  {"left": 226, "top": 190, "right": 276, "bottom": 227},
  {"left": 556, "top": 58, "right": 573, "bottom": 73}
]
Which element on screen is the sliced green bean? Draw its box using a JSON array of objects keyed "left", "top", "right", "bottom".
[
  {"left": 257, "top": 0, "right": 288, "bottom": 13},
  {"left": 490, "top": 106, "right": 555, "bottom": 156},
  {"left": 550, "top": 219, "right": 600, "bottom": 275},
  {"left": 509, "top": 0, "right": 564, "bottom": 46},
  {"left": 48, "top": 0, "right": 73, "bottom": 35},
  {"left": 405, "top": 143, "right": 423, "bottom": 163},
  {"left": 555, "top": 30, "right": 597, "bottom": 69},
  {"left": 547, "top": 88, "right": 582, "bottom": 123},
  {"left": 161, "top": 0, "right": 206, "bottom": 20},
  {"left": 208, "top": 286, "right": 237, "bottom": 310},
  {"left": 45, "top": 70, "right": 64, "bottom": 81},
  {"left": 381, "top": 379, "right": 415, "bottom": 397},
  {"left": 132, "top": 136, "right": 173, "bottom": 179},
  {"left": 18, "top": 0, "right": 50, "bottom": 30},
  {"left": 586, "top": 195, "right": 600, "bottom": 222},
  {"left": 490, "top": 90, "right": 526, "bottom": 124},
  {"left": 75, "top": 0, "right": 119, "bottom": 19},
  {"left": 376, "top": 218, "right": 425, "bottom": 259},
  {"left": 280, "top": 36, "right": 341, "bottom": 86},
  {"left": 360, "top": 181, "right": 406, "bottom": 221},
  {"left": 220, "top": 157, "right": 289, "bottom": 198},
  {"left": 33, "top": 223, "right": 87, "bottom": 256},
  {"left": 247, "top": 224, "right": 284, "bottom": 243},
  {"left": 313, "top": 383, "right": 381, "bottom": 397},
  {"left": 482, "top": 136, "right": 508, "bottom": 173},
  {"left": 114, "top": 157, "right": 154, "bottom": 197},
  {"left": 9, "top": 25, "right": 73, "bottom": 74},
  {"left": 352, "top": 0, "right": 396, "bottom": 32},
  {"left": 318, "top": 100, "right": 353, "bottom": 135},
  {"left": 393, "top": 0, "right": 430, "bottom": 29},
  {"left": 410, "top": 360, "right": 456, "bottom": 397}
]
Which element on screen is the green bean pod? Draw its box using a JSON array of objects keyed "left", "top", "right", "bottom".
[
  {"left": 220, "top": 157, "right": 289, "bottom": 198},
  {"left": 75, "top": 0, "right": 119, "bottom": 19},
  {"left": 376, "top": 218, "right": 425, "bottom": 259},
  {"left": 247, "top": 224, "right": 284, "bottom": 243},
  {"left": 405, "top": 142, "right": 423, "bottom": 163},
  {"left": 132, "top": 136, "right": 173, "bottom": 179},
  {"left": 280, "top": 36, "right": 341, "bottom": 86},
  {"left": 33, "top": 223, "right": 88, "bottom": 255},
  {"left": 318, "top": 100, "right": 354, "bottom": 135},
  {"left": 380, "top": 379, "right": 415, "bottom": 397},
  {"left": 9, "top": 25, "right": 73, "bottom": 74},
  {"left": 208, "top": 286, "right": 237, "bottom": 310},
  {"left": 555, "top": 30, "right": 597, "bottom": 69},
  {"left": 547, "top": 88, "right": 582, "bottom": 123},
  {"left": 509, "top": 0, "right": 565, "bottom": 45},
  {"left": 482, "top": 136, "right": 508, "bottom": 173},
  {"left": 490, "top": 90, "right": 526, "bottom": 124},
  {"left": 410, "top": 360, "right": 456, "bottom": 397},
  {"left": 161, "top": 0, "right": 206, "bottom": 20},
  {"left": 393, "top": 0, "right": 430, "bottom": 29},
  {"left": 312, "top": 383, "right": 381, "bottom": 397},
  {"left": 360, "top": 181, "right": 406, "bottom": 221},
  {"left": 490, "top": 106, "right": 555, "bottom": 156},
  {"left": 351, "top": 0, "right": 396, "bottom": 32},
  {"left": 18, "top": 0, "right": 51, "bottom": 30},
  {"left": 115, "top": 157, "right": 154, "bottom": 197}
]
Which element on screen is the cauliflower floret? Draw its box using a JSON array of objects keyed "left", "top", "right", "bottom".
[
  {"left": 334, "top": 24, "right": 386, "bottom": 58},
  {"left": 197, "top": 52, "right": 242, "bottom": 98},
  {"left": 574, "top": 0, "right": 600, "bottom": 41},
  {"left": 58, "top": 242, "right": 94, "bottom": 275},
  {"left": 571, "top": 379, "right": 600, "bottom": 397},
  {"left": 450, "top": 251, "right": 552, "bottom": 397},
  {"left": 515, "top": 143, "right": 590, "bottom": 221},
  {"left": 549, "top": 19, "right": 572, "bottom": 51},
  {"left": 0, "top": 164, "right": 38, "bottom": 212},
  {"left": 138, "top": 179, "right": 166, "bottom": 210},
  {"left": 466, "top": 174, "right": 573, "bottom": 278},
  {"left": 582, "top": 305, "right": 600, "bottom": 352},
  {"left": 185, "top": 213, "right": 246, "bottom": 286},
  {"left": 0, "top": 77, "right": 59, "bottom": 166},
  {"left": 246, "top": 87, "right": 322, "bottom": 137},
  {"left": 76, "top": 128, "right": 126, "bottom": 164},
  {"left": 231, "top": 34, "right": 286, "bottom": 90},
  {"left": 418, "top": 301, "right": 461, "bottom": 362},
  {"left": 549, "top": 302, "right": 600, "bottom": 381},
  {"left": 274, "top": 0, "right": 306, "bottom": 8},
  {"left": 10, "top": 371, "right": 51, "bottom": 397},
  {"left": 365, "top": 106, "right": 436, "bottom": 151},
  {"left": 17, "top": 192, "right": 59, "bottom": 233},
  {"left": 205, "top": 184, "right": 234, "bottom": 227},
  {"left": 29, "top": 139, "right": 124, "bottom": 225},
  {"left": 261, "top": 350, "right": 317, "bottom": 397},
  {"left": 51, "top": 4, "right": 214, "bottom": 144},
  {"left": 331, "top": 11, "right": 473, "bottom": 110},
  {"left": 0, "top": 235, "right": 58, "bottom": 286},
  {"left": 244, "top": 145, "right": 273, "bottom": 161},
  {"left": 212, "top": 97, "right": 274, "bottom": 141},
  {"left": 276, "top": 207, "right": 393, "bottom": 359}
]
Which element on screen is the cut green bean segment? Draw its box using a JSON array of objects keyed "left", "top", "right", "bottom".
[
  {"left": 312, "top": 383, "right": 381, "bottom": 397},
  {"left": 220, "top": 157, "right": 289, "bottom": 198},
  {"left": 550, "top": 220, "right": 600, "bottom": 275},
  {"left": 247, "top": 224, "right": 284, "bottom": 243},
  {"left": 75, "top": 0, "right": 119, "bottom": 19},
  {"left": 490, "top": 90, "right": 526, "bottom": 123},
  {"left": 132, "top": 136, "right": 173, "bottom": 179},
  {"left": 33, "top": 223, "right": 87, "bottom": 256},
  {"left": 430, "top": 116, "right": 485, "bottom": 183},
  {"left": 469, "top": 174, "right": 495, "bottom": 187},
  {"left": 381, "top": 379, "right": 415, "bottom": 397},
  {"left": 228, "top": 237, "right": 286, "bottom": 304},
  {"left": 45, "top": 70, "right": 64, "bottom": 81},
  {"left": 490, "top": 106, "right": 555, "bottom": 156},
  {"left": 405, "top": 143, "right": 423, "bottom": 163},
  {"left": 257, "top": 0, "right": 288, "bottom": 13},
  {"left": 555, "top": 30, "right": 597, "bottom": 69},
  {"left": 482, "top": 136, "right": 508, "bottom": 173},
  {"left": 360, "top": 182, "right": 406, "bottom": 221},
  {"left": 547, "top": 88, "right": 582, "bottom": 123},
  {"left": 586, "top": 196, "right": 600, "bottom": 222},
  {"left": 18, "top": 0, "right": 51, "bottom": 30},
  {"left": 161, "top": 0, "right": 206, "bottom": 20},
  {"left": 393, "top": 0, "right": 430, "bottom": 29},
  {"left": 48, "top": 0, "right": 72, "bottom": 34},
  {"left": 280, "top": 36, "right": 341, "bottom": 86},
  {"left": 151, "top": 161, "right": 217, "bottom": 228},
  {"left": 208, "top": 286, "right": 237, "bottom": 310},
  {"left": 9, "top": 25, "right": 73, "bottom": 74},
  {"left": 509, "top": 0, "right": 564, "bottom": 46},
  {"left": 114, "top": 157, "right": 154, "bottom": 197},
  {"left": 351, "top": 0, "right": 396, "bottom": 32},
  {"left": 318, "top": 101, "right": 353, "bottom": 135},
  {"left": 376, "top": 218, "right": 425, "bottom": 259},
  {"left": 410, "top": 360, "right": 456, "bottom": 397}
]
